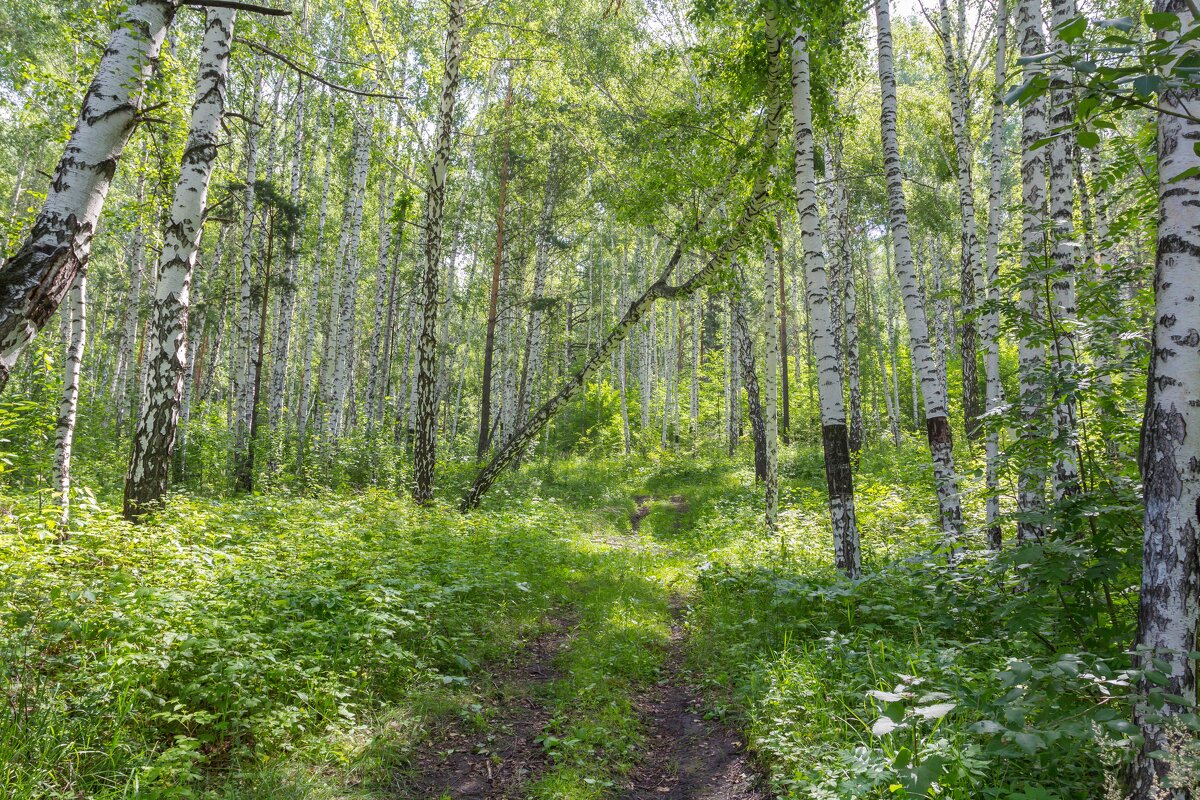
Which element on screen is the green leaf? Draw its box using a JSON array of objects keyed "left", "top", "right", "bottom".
[
  {"left": 1134, "top": 75, "right": 1163, "bottom": 98},
  {"left": 1057, "top": 16, "right": 1088, "bottom": 42},
  {"left": 1145, "top": 12, "right": 1180, "bottom": 31},
  {"left": 1078, "top": 130, "right": 1101, "bottom": 148}
]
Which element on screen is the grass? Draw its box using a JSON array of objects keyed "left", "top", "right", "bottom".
[{"left": 0, "top": 440, "right": 1152, "bottom": 799}]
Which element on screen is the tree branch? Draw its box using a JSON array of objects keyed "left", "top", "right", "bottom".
[
  {"left": 179, "top": 0, "right": 291, "bottom": 16},
  {"left": 233, "top": 38, "right": 408, "bottom": 101}
]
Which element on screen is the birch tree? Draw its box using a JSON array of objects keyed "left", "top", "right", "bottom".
[
  {"left": 876, "top": 0, "right": 963, "bottom": 554},
  {"left": 54, "top": 273, "right": 86, "bottom": 528},
  {"left": 413, "top": 0, "right": 466, "bottom": 503},
  {"left": 0, "top": 0, "right": 175, "bottom": 395},
  {"left": 1129, "top": 4, "right": 1200, "bottom": 795},
  {"left": 791, "top": 26, "right": 860, "bottom": 578},
  {"left": 124, "top": 7, "right": 235, "bottom": 519}
]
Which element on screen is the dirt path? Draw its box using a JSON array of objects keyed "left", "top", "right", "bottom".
[
  {"left": 619, "top": 604, "right": 769, "bottom": 800},
  {"left": 398, "top": 617, "right": 573, "bottom": 799}
]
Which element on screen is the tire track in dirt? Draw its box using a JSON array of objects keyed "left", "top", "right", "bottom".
[{"left": 398, "top": 616, "right": 573, "bottom": 799}]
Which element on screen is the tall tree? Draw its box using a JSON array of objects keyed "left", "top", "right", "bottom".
[
  {"left": 791, "top": 25, "right": 860, "bottom": 578},
  {"left": 875, "top": 0, "right": 964, "bottom": 554},
  {"left": 123, "top": 7, "right": 235, "bottom": 519},
  {"left": 0, "top": 0, "right": 176, "bottom": 395},
  {"left": 1130, "top": 3, "right": 1200, "bottom": 795},
  {"left": 413, "top": 0, "right": 467, "bottom": 503}
]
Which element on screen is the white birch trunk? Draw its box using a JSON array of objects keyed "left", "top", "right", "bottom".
[
  {"left": 1130, "top": 4, "right": 1200, "bottom": 793},
  {"left": 1016, "top": 0, "right": 1050, "bottom": 542},
  {"left": 413, "top": 0, "right": 466, "bottom": 502},
  {"left": 297, "top": 95, "right": 335, "bottom": 447},
  {"left": 514, "top": 149, "right": 561, "bottom": 435},
  {"left": 54, "top": 272, "right": 86, "bottom": 527},
  {"left": 0, "top": 0, "right": 174, "bottom": 394},
  {"left": 876, "top": 0, "right": 964, "bottom": 554},
  {"left": 124, "top": 7, "right": 234, "bottom": 517},
  {"left": 1047, "top": 0, "right": 1081, "bottom": 497},
  {"left": 763, "top": 235, "right": 780, "bottom": 532},
  {"left": 983, "top": 0, "right": 1009, "bottom": 548},
  {"left": 268, "top": 73, "right": 306, "bottom": 431},
  {"left": 792, "top": 27, "right": 860, "bottom": 576}
]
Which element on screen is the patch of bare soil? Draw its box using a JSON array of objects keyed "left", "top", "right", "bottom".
[
  {"left": 630, "top": 495, "right": 653, "bottom": 533},
  {"left": 620, "top": 608, "right": 769, "bottom": 800},
  {"left": 397, "top": 618, "right": 573, "bottom": 799}
]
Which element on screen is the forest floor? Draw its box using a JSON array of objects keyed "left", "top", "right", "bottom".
[
  {"left": 396, "top": 489, "right": 770, "bottom": 800},
  {"left": 3, "top": 445, "right": 1125, "bottom": 799}
]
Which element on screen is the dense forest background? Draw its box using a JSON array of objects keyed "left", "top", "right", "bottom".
[{"left": 0, "top": 0, "right": 1197, "bottom": 797}]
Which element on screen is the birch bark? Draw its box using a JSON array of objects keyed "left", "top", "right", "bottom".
[
  {"left": 54, "top": 272, "right": 86, "bottom": 527},
  {"left": 0, "top": 0, "right": 174, "bottom": 394},
  {"left": 1129, "top": 3, "right": 1200, "bottom": 795},
  {"left": 792, "top": 27, "right": 860, "bottom": 576},
  {"left": 877, "top": 0, "right": 964, "bottom": 553},
  {"left": 413, "top": 0, "right": 466, "bottom": 503},
  {"left": 124, "top": 7, "right": 234, "bottom": 518},
  {"left": 1017, "top": 0, "right": 1050, "bottom": 542}
]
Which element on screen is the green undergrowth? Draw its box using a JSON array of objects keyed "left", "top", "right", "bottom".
[
  {"left": 0, "top": 442, "right": 1166, "bottom": 800},
  {"left": 684, "top": 443, "right": 1154, "bottom": 800},
  {"left": 0, "top": 483, "right": 660, "bottom": 799}
]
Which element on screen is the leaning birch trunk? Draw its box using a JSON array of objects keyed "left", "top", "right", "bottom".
[
  {"left": 514, "top": 147, "right": 562, "bottom": 434},
  {"left": 1047, "top": 0, "right": 1081, "bottom": 498},
  {"left": 54, "top": 272, "right": 86, "bottom": 528},
  {"left": 1016, "top": 0, "right": 1049, "bottom": 543},
  {"left": 462, "top": 5, "right": 784, "bottom": 510},
  {"left": 876, "top": 0, "right": 964, "bottom": 555},
  {"left": 123, "top": 7, "right": 234, "bottom": 519},
  {"left": 791, "top": 27, "right": 860, "bottom": 577},
  {"left": 413, "top": 0, "right": 466, "bottom": 503},
  {"left": 1129, "top": 3, "right": 1200, "bottom": 795},
  {"left": 268, "top": 72, "right": 306, "bottom": 432},
  {"left": 763, "top": 237, "right": 781, "bottom": 532},
  {"left": 937, "top": 0, "right": 984, "bottom": 440},
  {"left": 0, "top": 0, "right": 174, "bottom": 395},
  {"left": 982, "top": 0, "right": 1009, "bottom": 548}
]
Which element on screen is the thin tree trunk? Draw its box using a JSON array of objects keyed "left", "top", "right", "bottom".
[
  {"left": 514, "top": 141, "right": 562, "bottom": 435},
  {"left": 983, "top": 0, "right": 1009, "bottom": 548},
  {"left": 876, "top": 0, "right": 964, "bottom": 555},
  {"left": 268, "top": 71, "right": 306, "bottom": 432},
  {"left": 413, "top": 0, "right": 466, "bottom": 503},
  {"left": 937, "top": 0, "right": 984, "bottom": 441},
  {"left": 763, "top": 235, "right": 780, "bottom": 531},
  {"left": 733, "top": 265, "right": 767, "bottom": 482},
  {"left": 1047, "top": 0, "right": 1081, "bottom": 497},
  {"left": 123, "top": 7, "right": 235, "bottom": 518},
  {"left": 792, "top": 27, "right": 860, "bottom": 576},
  {"left": 329, "top": 105, "right": 375, "bottom": 438},
  {"left": 1016, "top": 0, "right": 1049, "bottom": 542},
  {"left": 54, "top": 272, "right": 86, "bottom": 528},
  {"left": 296, "top": 93, "right": 335, "bottom": 451}
]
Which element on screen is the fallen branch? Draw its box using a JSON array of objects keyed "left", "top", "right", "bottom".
[{"left": 460, "top": 6, "right": 786, "bottom": 511}]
